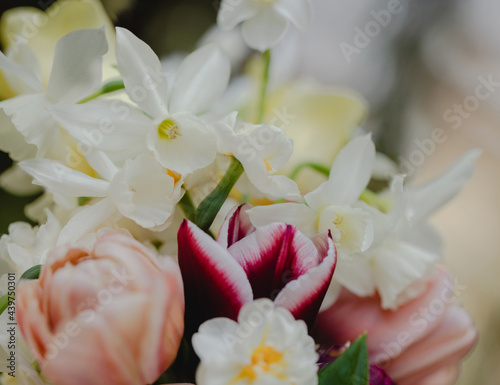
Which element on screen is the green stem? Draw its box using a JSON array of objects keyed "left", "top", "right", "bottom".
[
  {"left": 78, "top": 79, "right": 125, "bottom": 104},
  {"left": 195, "top": 157, "right": 244, "bottom": 232},
  {"left": 0, "top": 294, "right": 8, "bottom": 315},
  {"left": 359, "top": 189, "right": 392, "bottom": 213},
  {"left": 178, "top": 190, "right": 197, "bottom": 223},
  {"left": 257, "top": 49, "right": 271, "bottom": 124},
  {"left": 290, "top": 162, "right": 330, "bottom": 180}
]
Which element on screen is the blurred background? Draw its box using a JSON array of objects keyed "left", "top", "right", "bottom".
[{"left": 0, "top": 0, "right": 499, "bottom": 384}]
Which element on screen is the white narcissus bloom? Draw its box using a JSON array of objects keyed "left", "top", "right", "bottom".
[
  {"left": 217, "top": 0, "right": 312, "bottom": 51},
  {"left": 19, "top": 152, "right": 183, "bottom": 244},
  {"left": 248, "top": 134, "right": 375, "bottom": 291},
  {"left": 51, "top": 27, "right": 230, "bottom": 177},
  {"left": 0, "top": 28, "right": 108, "bottom": 164},
  {"left": 0, "top": 0, "right": 117, "bottom": 96},
  {"left": 214, "top": 112, "right": 301, "bottom": 200},
  {"left": 192, "top": 299, "right": 318, "bottom": 385},
  {"left": 352, "top": 149, "right": 482, "bottom": 310},
  {"left": 0, "top": 211, "right": 60, "bottom": 297}
]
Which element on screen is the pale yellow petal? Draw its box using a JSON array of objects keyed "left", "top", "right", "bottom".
[
  {"left": 0, "top": 0, "right": 117, "bottom": 88},
  {"left": 266, "top": 82, "right": 368, "bottom": 192}
]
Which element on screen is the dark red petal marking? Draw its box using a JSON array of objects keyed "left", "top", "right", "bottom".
[
  {"left": 217, "top": 203, "right": 256, "bottom": 248},
  {"left": 178, "top": 220, "right": 253, "bottom": 336},
  {"left": 274, "top": 232, "right": 337, "bottom": 329}
]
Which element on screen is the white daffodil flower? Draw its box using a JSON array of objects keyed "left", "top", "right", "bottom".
[
  {"left": 217, "top": 0, "right": 312, "bottom": 51},
  {"left": 192, "top": 299, "right": 318, "bottom": 385},
  {"left": 0, "top": 211, "right": 60, "bottom": 294},
  {"left": 0, "top": 28, "right": 108, "bottom": 163},
  {"left": 214, "top": 112, "right": 301, "bottom": 200},
  {"left": 19, "top": 152, "right": 183, "bottom": 244},
  {"left": 335, "top": 149, "right": 482, "bottom": 310},
  {"left": 248, "top": 134, "right": 375, "bottom": 260},
  {"left": 51, "top": 27, "right": 230, "bottom": 177}
]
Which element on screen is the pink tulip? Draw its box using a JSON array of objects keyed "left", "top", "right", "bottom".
[
  {"left": 313, "top": 266, "right": 477, "bottom": 385},
  {"left": 178, "top": 204, "right": 337, "bottom": 335},
  {"left": 16, "top": 233, "right": 185, "bottom": 385}
]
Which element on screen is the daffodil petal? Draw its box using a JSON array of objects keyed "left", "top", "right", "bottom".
[
  {"left": 115, "top": 27, "right": 169, "bottom": 118},
  {"left": 169, "top": 43, "right": 230, "bottom": 115},
  {"left": 0, "top": 48, "right": 43, "bottom": 94},
  {"left": 50, "top": 100, "right": 150, "bottom": 163},
  {"left": 217, "top": 0, "right": 258, "bottom": 30},
  {"left": 0, "top": 94, "right": 56, "bottom": 160},
  {"left": 0, "top": 0, "right": 116, "bottom": 85},
  {"left": 147, "top": 113, "right": 217, "bottom": 175},
  {"left": 274, "top": 0, "right": 311, "bottom": 29},
  {"left": 46, "top": 27, "right": 108, "bottom": 103},
  {"left": 334, "top": 252, "right": 376, "bottom": 297},
  {"left": 108, "top": 154, "right": 181, "bottom": 229},
  {"left": 247, "top": 203, "right": 317, "bottom": 237},
  {"left": 241, "top": 6, "right": 288, "bottom": 51},
  {"left": 406, "top": 148, "right": 482, "bottom": 225},
  {"left": 56, "top": 197, "right": 116, "bottom": 245},
  {"left": 19, "top": 158, "right": 109, "bottom": 197},
  {"left": 328, "top": 133, "right": 376, "bottom": 205},
  {"left": 372, "top": 239, "right": 438, "bottom": 310}
]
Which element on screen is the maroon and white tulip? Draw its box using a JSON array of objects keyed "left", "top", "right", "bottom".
[{"left": 178, "top": 204, "right": 336, "bottom": 335}]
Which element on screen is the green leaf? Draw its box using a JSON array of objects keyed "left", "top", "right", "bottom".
[
  {"left": 0, "top": 294, "right": 8, "bottom": 315},
  {"left": 77, "top": 79, "right": 125, "bottom": 104},
  {"left": 78, "top": 196, "right": 92, "bottom": 206},
  {"left": 195, "top": 157, "right": 243, "bottom": 232},
  {"left": 290, "top": 162, "right": 330, "bottom": 180},
  {"left": 318, "top": 334, "right": 369, "bottom": 385},
  {"left": 20, "top": 265, "right": 42, "bottom": 280}
]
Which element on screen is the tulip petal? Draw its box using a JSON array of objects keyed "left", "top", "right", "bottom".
[
  {"left": 169, "top": 44, "right": 230, "bottom": 115},
  {"left": 47, "top": 28, "right": 108, "bottom": 103},
  {"left": 228, "top": 224, "right": 320, "bottom": 299},
  {"left": 388, "top": 305, "right": 477, "bottom": 384},
  {"left": 217, "top": 203, "right": 256, "bottom": 248},
  {"left": 313, "top": 267, "right": 453, "bottom": 363},
  {"left": 178, "top": 220, "right": 253, "bottom": 334},
  {"left": 116, "top": 27, "right": 170, "bottom": 118},
  {"left": 274, "top": 232, "right": 336, "bottom": 329}
]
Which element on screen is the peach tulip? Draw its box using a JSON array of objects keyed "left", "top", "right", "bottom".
[
  {"left": 16, "top": 233, "right": 184, "bottom": 385},
  {"left": 313, "top": 266, "right": 477, "bottom": 385}
]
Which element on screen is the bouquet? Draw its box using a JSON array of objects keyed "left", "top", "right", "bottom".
[{"left": 0, "top": 1, "right": 478, "bottom": 384}]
